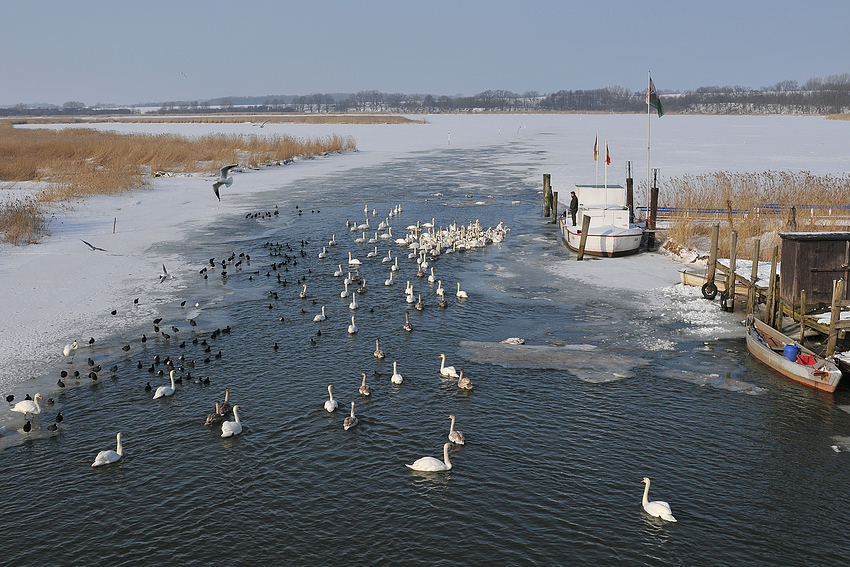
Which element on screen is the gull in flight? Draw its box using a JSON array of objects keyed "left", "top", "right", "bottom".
[
  {"left": 212, "top": 164, "right": 238, "bottom": 201},
  {"left": 159, "top": 264, "right": 173, "bottom": 283},
  {"left": 81, "top": 239, "right": 106, "bottom": 251}
]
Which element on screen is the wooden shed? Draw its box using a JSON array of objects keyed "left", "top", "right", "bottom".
[{"left": 780, "top": 232, "right": 850, "bottom": 310}]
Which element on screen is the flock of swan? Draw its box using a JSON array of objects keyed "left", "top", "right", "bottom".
[{"left": 5, "top": 199, "right": 680, "bottom": 520}]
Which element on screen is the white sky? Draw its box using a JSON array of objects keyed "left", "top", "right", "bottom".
[{"left": 2, "top": 0, "right": 849, "bottom": 106}]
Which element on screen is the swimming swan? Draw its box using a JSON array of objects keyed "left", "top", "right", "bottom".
[
  {"left": 406, "top": 443, "right": 452, "bottom": 472},
  {"left": 92, "top": 432, "right": 124, "bottom": 467},
  {"left": 448, "top": 415, "right": 465, "bottom": 445},
  {"left": 439, "top": 354, "right": 459, "bottom": 377},
  {"left": 641, "top": 477, "right": 677, "bottom": 522},
  {"left": 324, "top": 385, "right": 338, "bottom": 412},
  {"left": 221, "top": 405, "right": 243, "bottom": 438},
  {"left": 343, "top": 401, "right": 359, "bottom": 430},
  {"left": 153, "top": 370, "right": 177, "bottom": 399}
]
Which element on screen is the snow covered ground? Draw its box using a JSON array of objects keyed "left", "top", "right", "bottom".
[{"left": 2, "top": 113, "right": 849, "bottom": 391}]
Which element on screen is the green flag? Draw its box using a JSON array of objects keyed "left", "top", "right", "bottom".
[{"left": 648, "top": 77, "right": 664, "bottom": 117}]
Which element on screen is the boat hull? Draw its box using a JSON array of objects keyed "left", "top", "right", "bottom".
[
  {"left": 745, "top": 315, "right": 842, "bottom": 393},
  {"left": 560, "top": 216, "right": 642, "bottom": 257}
]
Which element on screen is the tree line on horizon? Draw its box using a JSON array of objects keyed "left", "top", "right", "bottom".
[{"left": 4, "top": 73, "right": 850, "bottom": 117}]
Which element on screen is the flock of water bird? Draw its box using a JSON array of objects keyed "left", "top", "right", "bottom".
[{"left": 4, "top": 195, "right": 679, "bottom": 520}]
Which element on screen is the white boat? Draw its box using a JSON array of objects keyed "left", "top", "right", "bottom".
[
  {"left": 745, "top": 314, "right": 843, "bottom": 393},
  {"left": 559, "top": 184, "right": 643, "bottom": 257}
]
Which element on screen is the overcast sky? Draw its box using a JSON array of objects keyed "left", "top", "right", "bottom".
[{"left": 2, "top": 0, "right": 847, "bottom": 106}]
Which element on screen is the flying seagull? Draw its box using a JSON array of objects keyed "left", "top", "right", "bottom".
[
  {"left": 212, "top": 164, "right": 238, "bottom": 201},
  {"left": 180, "top": 71, "right": 188, "bottom": 79},
  {"left": 159, "top": 264, "right": 173, "bottom": 283},
  {"left": 81, "top": 239, "right": 106, "bottom": 251}
]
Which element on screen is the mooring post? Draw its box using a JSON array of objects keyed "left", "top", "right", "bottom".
[
  {"left": 577, "top": 214, "right": 591, "bottom": 261},
  {"left": 747, "top": 238, "right": 760, "bottom": 316},
  {"left": 765, "top": 245, "right": 779, "bottom": 327},
  {"left": 725, "top": 230, "right": 738, "bottom": 312},
  {"left": 113, "top": 217, "right": 117, "bottom": 234},
  {"left": 626, "top": 161, "right": 634, "bottom": 223},
  {"left": 552, "top": 191, "right": 559, "bottom": 224},
  {"left": 707, "top": 224, "right": 720, "bottom": 291},
  {"left": 647, "top": 169, "right": 659, "bottom": 250},
  {"left": 543, "top": 174, "right": 551, "bottom": 217},
  {"left": 827, "top": 279, "right": 845, "bottom": 357},
  {"left": 800, "top": 289, "right": 807, "bottom": 342}
]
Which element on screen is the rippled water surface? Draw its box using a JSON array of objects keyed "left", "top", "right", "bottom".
[{"left": 2, "top": 143, "right": 849, "bottom": 566}]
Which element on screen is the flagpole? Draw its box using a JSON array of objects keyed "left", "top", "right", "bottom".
[
  {"left": 604, "top": 141, "right": 608, "bottom": 209},
  {"left": 595, "top": 131, "right": 599, "bottom": 188},
  {"left": 647, "top": 71, "right": 651, "bottom": 220}
]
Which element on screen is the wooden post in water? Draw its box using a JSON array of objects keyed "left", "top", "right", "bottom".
[
  {"left": 827, "top": 278, "right": 845, "bottom": 357},
  {"left": 747, "top": 238, "right": 760, "bottom": 316},
  {"left": 647, "top": 169, "right": 659, "bottom": 250},
  {"left": 724, "top": 230, "right": 738, "bottom": 312},
  {"left": 765, "top": 245, "right": 779, "bottom": 327},
  {"left": 707, "top": 224, "right": 720, "bottom": 292},
  {"left": 800, "top": 289, "right": 807, "bottom": 342},
  {"left": 577, "top": 214, "right": 591, "bottom": 261},
  {"left": 552, "top": 191, "right": 559, "bottom": 224},
  {"left": 543, "top": 174, "right": 551, "bottom": 217},
  {"left": 626, "top": 161, "right": 634, "bottom": 223},
  {"left": 113, "top": 217, "right": 117, "bottom": 234}
]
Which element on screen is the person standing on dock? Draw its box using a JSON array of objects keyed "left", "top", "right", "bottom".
[{"left": 569, "top": 191, "right": 578, "bottom": 226}]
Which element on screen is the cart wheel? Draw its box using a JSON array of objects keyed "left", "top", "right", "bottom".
[{"left": 702, "top": 281, "right": 718, "bottom": 300}]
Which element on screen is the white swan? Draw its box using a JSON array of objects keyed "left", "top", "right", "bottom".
[
  {"left": 456, "top": 282, "right": 468, "bottom": 298},
  {"left": 153, "top": 370, "right": 177, "bottom": 399},
  {"left": 343, "top": 401, "right": 358, "bottom": 430},
  {"left": 63, "top": 340, "right": 78, "bottom": 362},
  {"left": 324, "top": 385, "right": 338, "bottom": 412},
  {"left": 344, "top": 272, "right": 353, "bottom": 286},
  {"left": 299, "top": 284, "right": 307, "bottom": 299},
  {"left": 313, "top": 306, "right": 326, "bottom": 322},
  {"left": 349, "top": 294, "right": 358, "bottom": 310},
  {"left": 328, "top": 234, "right": 337, "bottom": 246},
  {"left": 348, "top": 251, "right": 361, "bottom": 266},
  {"left": 92, "top": 432, "right": 124, "bottom": 467},
  {"left": 383, "top": 249, "right": 393, "bottom": 263},
  {"left": 374, "top": 338, "right": 385, "bottom": 359},
  {"left": 341, "top": 281, "right": 350, "bottom": 298},
  {"left": 11, "top": 393, "right": 43, "bottom": 419},
  {"left": 391, "top": 257, "right": 399, "bottom": 272},
  {"left": 435, "top": 280, "right": 445, "bottom": 297},
  {"left": 641, "top": 477, "right": 677, "bottom": 521},
  {"left": 333, "top": 264, "right": 344, "bottom": 277},
  {"left": 221, "top": 405, "right": 243, "bottom": 437},
  {"left": 406, "top": 443, "right": 452, "bottom": 471},
  {"left": 428, "top": 267, "right": 436, "bottom": 283},
  {"left": 391, "top": 361, "right": 403, "bottom": 384},
  {"left": 359, "top": 372, "right": 372, "bottom": 396},
  {"left": 448, "top": 415, "right": 465, "bottom": 445},
  {"left": 348, "top": 315, "right": 358, "bottom": 334},
  {"left": 405, "top": 281, "right": 413, "bottom": 296},
  {"left": 367, "top": 245, "right": 378, "bottom": 258},
  {"left": 384, "top": 272, "right": 394, "bottom": 286},
  {"left": 317, "top": 247, "right": 327, "bottom": 259},
  {"left": 439, "top": 354, "right": 459, "bottom": 377}
]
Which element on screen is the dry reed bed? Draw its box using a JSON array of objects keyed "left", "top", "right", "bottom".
[
  {"left": 658, "top": 170, "right": 850, "bottom": 260},
  {"left": 0, "top": 121, "right": 356, "bottom": 243}
]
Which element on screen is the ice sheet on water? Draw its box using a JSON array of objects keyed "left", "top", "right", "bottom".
[
  {"left": 830, "top": 436, "right": 850, "bottom": 453},
  {"left": 458, "top": 341, "right": 648, "bottom": 383},
  {"left": 675, "top": 370, "right": 767, "bottom": 394}
]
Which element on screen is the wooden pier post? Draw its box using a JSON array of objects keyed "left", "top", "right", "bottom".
[
  {"left": 647, "top": 169, "right": 659, "bottom": 250},
  {"left": 703, "top": 224, "right": 720, "bottom": 299},
  {"left": 552, "top": 191, "right": 559, "bottom": 224},
  {"left": 800, "top": 289, "right": 807, "bottom": 342},
  {"left": 626, "top": 161, "right": 634, "bottom": 223},
  {"left": 723, "top": 230, "right": 738, "bottom": 312},
  {"left": 747, "top": 238, "right": 760, "bottom": 316},
  {"left": 577, "top": 214, "right": 591, "bottom": 261},
  {"left": 543, "top": 174, "right": 551, "bottom": 217},
  {"left": 827, "top": 279, "right": 845, "bottom": 357},
  {"left": 765, "top": 245, "right": 779, "bottom": 327}
]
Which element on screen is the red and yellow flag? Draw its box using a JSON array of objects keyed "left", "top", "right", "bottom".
[
  {"left": 594, "top": 135, "right": 598, "bottom": 161},
  {"left": 605, "top": 143, "right": 610, "bottom": 165}
]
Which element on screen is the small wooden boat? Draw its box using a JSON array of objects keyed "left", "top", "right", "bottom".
[{"left": 745, "top": 314, "right": 843, "bottom": 393}]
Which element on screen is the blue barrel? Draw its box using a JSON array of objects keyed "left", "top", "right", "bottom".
[{"left": 783, "top": 344, "right": 800, "bottom": 362}]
